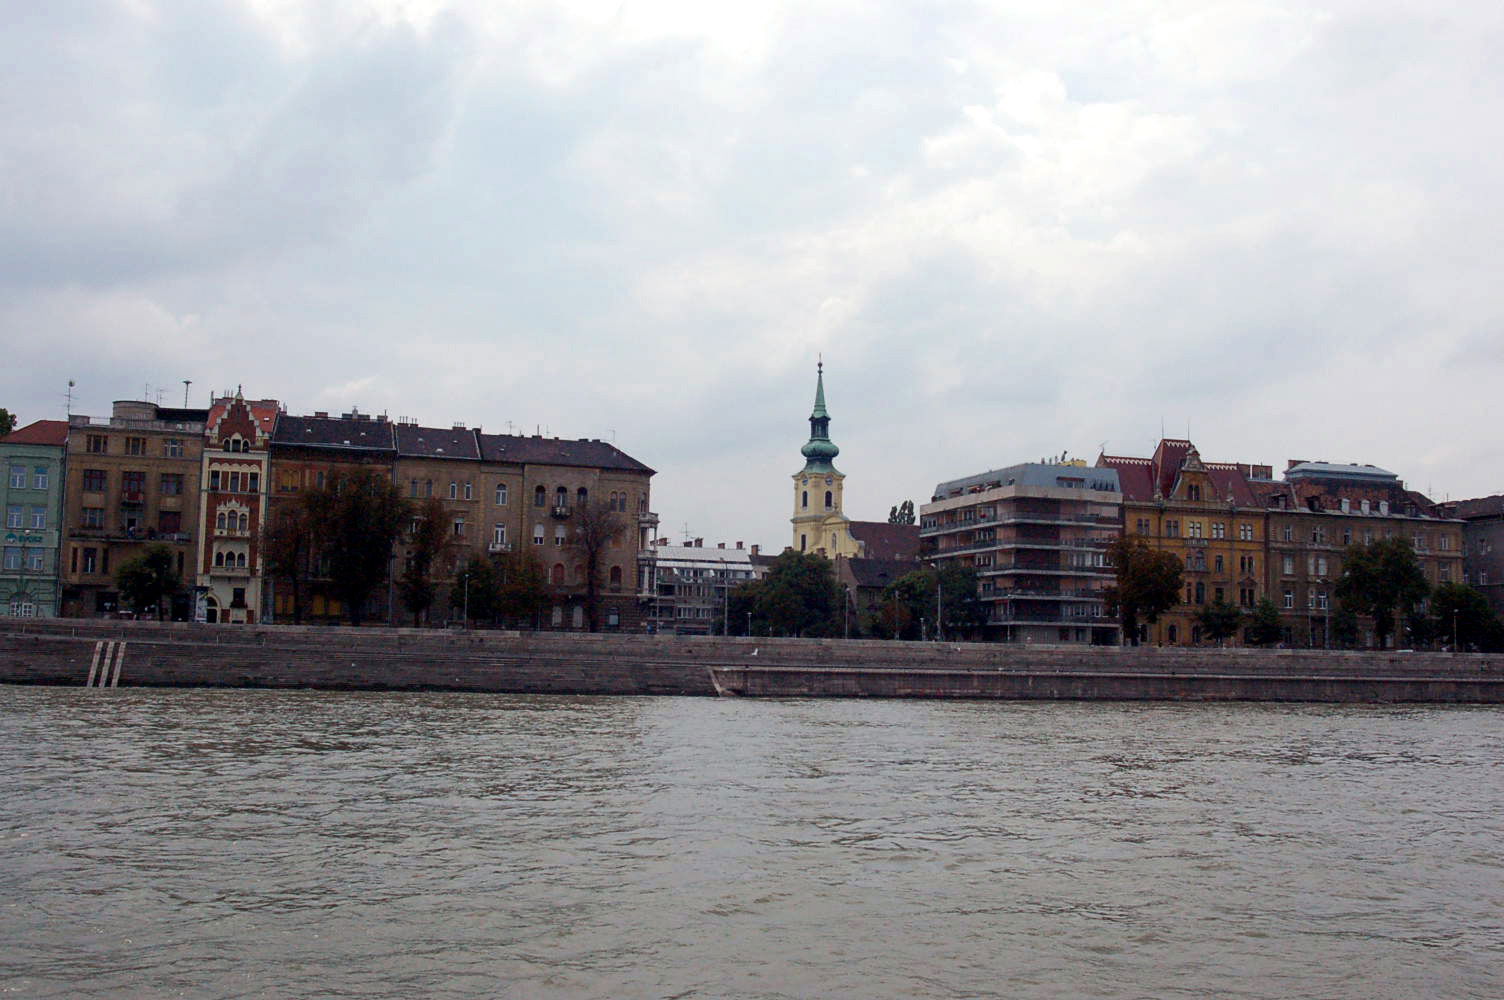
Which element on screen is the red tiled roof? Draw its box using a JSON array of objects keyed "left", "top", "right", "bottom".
[
  {"left": 848, "top": 521, "right": 920, "bottom": 560},
  {"left": 1097, "top": 455, "right": 1155, "bottom": 501},
  {"left": 0, "top": 419, "right": 69, "bottom": 447},
  {"left": 1445, "top": 494, "right": 1504, "bottom": 520}
]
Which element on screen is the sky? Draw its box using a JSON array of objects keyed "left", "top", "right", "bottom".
[{"left": 4, "top": 0, "right": 1503, "bottom": 549}]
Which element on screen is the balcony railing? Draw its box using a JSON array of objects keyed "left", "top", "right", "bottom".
[
  {"left": 488, "top": 541, "right": 512, "bottom": 553},
  {"left": 550, "top": 505, "right": 571, "bottom": 519},
  {"left": 119, "top": 491, "right": 145, "bottom": 506}
]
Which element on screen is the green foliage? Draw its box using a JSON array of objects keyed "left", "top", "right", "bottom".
[
  {"left": 399, "top": 497, "right": 454, "bottom": 626},
  {"left": 888, "top": 500, "right": 915, "bottom": 525},
  {"left": 1330, "top": 604, "right": 1360, "bottom": 648},
  {"left": 451, "top": 555, "right": 499, "bottom": 624},
  {"left": 496, "top": 548, "right": 551, "bottom": 626},
  {"left": 115, "top": 543, "right": 180, "bottom": 620},
  {"left": 1105, "top": 535, "right": 1184, "bottom": 645},
  {"left": 262, "top": 495, "right": 319, "bottom": 624},
  {"left": 736, "top": 550, "right": 842, "bottom": 637},
  {"left": 571, "top": 501, "right": 627, "bottom": 631},
  {"left": 1335, "top": 537, "right": 1430, "bottom": 649},
  {"left": 0, "top": 408, "right": 15, "bottom": 437},
  {"left": 1428, "top": 583, "right": 1503, "bottom": 652},
  {"left": 315, "top": 468, "right": 409, "bottom": 625},
  {"left": 1195, "top": 599, "right": 1243, "bottom": 645},
  {"left": 1245, "top": 597, "right": 1284, "bottom": 646},
  {"left": 869, "top": 565, "right": 984, "bottom": 640}
]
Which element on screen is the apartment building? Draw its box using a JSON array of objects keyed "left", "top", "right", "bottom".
[
  {"left": 921, "top": 461, "right": 1123, "bottom": 644},
  {"left": 59, "top": 401, "right": 207, "bottom": 618},
  {"left": 642, "top": 539, "right": 763, "bottom": 634},
  {"left": 196, "top": 393, "right": 280, "bottom": 624},
  {"left": 1, "top": 420, "right": 68, "bottom": 617},
  {"left": 1439, "top": 494, "right": 1504, "bottom": 620}
]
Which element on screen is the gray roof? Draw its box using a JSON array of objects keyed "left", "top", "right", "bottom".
[
  {"left": 394, "top": 424, "right": 481, "bottom": 460},
  {"left": 1285, "top": 462, "right": 1398, "bottom": 482},
  {"left": 476, "top": 433, "right": 653, "bottom": 474},
  {"left": 272, "top": 414, "right": 395, "bottom": 452},
  {"left": 935, "top": 462, "right": 1121, "bottom": 499}
]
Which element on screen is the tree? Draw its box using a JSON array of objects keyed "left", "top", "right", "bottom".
[
  {"left": 317, "top": 468, "right": 409, "bottom": 626},
  {"left": 738, "top": 550, "right": 842, "bottom": 637},
  {"left": 116, "top": 543, "right": 180, "bottom": 620},
  {"left": 262, "top": 496, "right": 320, "bottom": 624},
  {"left": 451, "top": 555, "right": 499, "bottom": 625},
  {"left": 1104, "top": 535, "right": 1184, "bottom": 645},
  {"left": 398, "top": 497, "right": 455, "bottom": 626},
  {"left": 872, "top": 565, "right": 985, "bottom": 640},
  {"left": 570, "top": 501, "right": 627, "bottom": 631},
  {"left": 1196, "top": 599, "right": 1244, "bottom": 646},
  {"left": 496, "top": 548, "right": 551, "bottom": 627},
  {"left": 0, "top": 408, "right": 15, "bottom": 437},
  {"left": 1335, "top": 537, "right": 1429, "bottom": 649},
  {"left": 1428, "top": 582, "right": 1502, "bottom": 652},
  {"left": 1330, "top": 604, "right": 1360, "bottom": 649},
  {"left": 888, "top": 500, "right": 916, "bottom": 525},
  {"left": 1245, "top": 597, "right": 1284, "bottom": 647}
]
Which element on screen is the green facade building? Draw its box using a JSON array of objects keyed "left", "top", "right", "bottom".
[{"left": 1, "top": 420, "right": 69, "bottom": 617}]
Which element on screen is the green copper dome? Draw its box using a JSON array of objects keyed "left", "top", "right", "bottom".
[{"left": 800, "top": 362, "right": 840, "bottom": 473}]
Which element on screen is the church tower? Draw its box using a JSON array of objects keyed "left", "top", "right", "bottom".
[{"left": 791, "top": 362, "right": 861, "bottom": 557}]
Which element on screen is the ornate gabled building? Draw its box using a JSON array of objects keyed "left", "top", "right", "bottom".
[
  {"left": 1098, "top": 439, "right": 1269, "bottom": 646},
  {"left": 196, "top": 391, "right": 281, "bottom": 624},
  {"left": 789, "top": 363, "right": 918, "bottom": 561}
]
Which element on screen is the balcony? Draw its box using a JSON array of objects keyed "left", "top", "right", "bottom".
[
  {"left": 119, "top": 491, "right": 145, "bottom": 506},
  {"left": 550, "top": 505, "right": 572, "bottom": 520},
  {"left": 210, "top": 564, "right": 252, "bottom": 578},
  {"left": 488, "top": 541, "right": 513, "bottom": 554}
]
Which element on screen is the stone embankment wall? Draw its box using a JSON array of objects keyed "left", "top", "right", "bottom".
[{"left": 2, "top": 619, "right": 1502, "bottom": 702}]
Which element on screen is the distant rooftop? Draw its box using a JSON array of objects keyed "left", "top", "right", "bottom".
[
  {"left": 1285, "top": 462, "right": 1398, "bottom": 483},
  {"left": 934, "top": 462, "right": 1121, "bottom": 500}
]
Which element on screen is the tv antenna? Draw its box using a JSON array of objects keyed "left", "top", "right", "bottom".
[{"left": 183, "top": 380, "right": 192, "bottom": 407}]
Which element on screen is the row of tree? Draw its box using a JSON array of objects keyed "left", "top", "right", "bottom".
[
  {"left": 1106, "top": 534, "right": 1504, "bottom": 651},
  {"left": 110, "top": 468, "right": 628, "bottom": 628}
]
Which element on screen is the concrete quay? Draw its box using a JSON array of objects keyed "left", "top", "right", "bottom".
[{"left": 2, "top": 618, "right": 1502, "bottom": 702}]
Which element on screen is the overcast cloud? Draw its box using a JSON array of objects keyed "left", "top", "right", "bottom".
[{"left": 3, "top": 0, "right": 1502, "bottom": 547}]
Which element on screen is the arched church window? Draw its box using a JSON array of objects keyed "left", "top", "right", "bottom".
[
  {"left": 802, "top": 491, "right": 808, "bottom": 509},
  {"left": 824, "top": 490, "right": 833, "bottom": 509}
]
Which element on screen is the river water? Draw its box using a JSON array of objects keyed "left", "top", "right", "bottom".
[{"left": 1, "top": 688, "right": 1500, "bottom": 999}]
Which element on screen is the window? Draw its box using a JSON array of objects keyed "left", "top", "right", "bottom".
[
  {"left": 464, "top": 482, "right": 473, "bottom": 501},
  {"left": 29, "top": 508, "right": 45, "bottom": 529},
  {"left": 1316, "top": 591, "right": 1329, "bottom": 610},
  {"left": 1165, "top": 520, "right": 1179, "bottom": 538},
  {"left": 87, "top": 435, "right": 107, "bottom": 454},
  {"left": 495, "top": 483, "right": 508, "bottom": 505},
  {"left": 165, "top": 438, "right": 183, "bottom": 458},
  {"left": 32, "top": 466, "right": 47, "bottom": 489},
  {"left": 1194, "top": 582, "right": 1205, "bottom": 604},
  {"left": 577, "top": 487, "right": 588, "bottom": 507},
  {"left": 1187, "top": 484, "right": 1202, "bottom": 501},
  {"left": 533, "top": 524, "right": 544, "bottom": 545},
  {"left": 229, "top": 471, "right": 242, "bottom": 494},
  {"left": 1240, "top": 587, "right": 1255, "bottom": 607},
  {"left": 1239, "top": 523, "right": 1253, "bottom": 541},
  {"left": 824, "top": 490, "right": 833, "bottom": 509},
  {"left": 1188, "top": 521, "right": 1203, "bottom": 538},
  {"left": 1136, "top": 518, "right": 1151, "bottom": 535},
  {"left": 1282, "top": 588, "right": 1294, "bottom": 609},
  {"left": 1440, "top": 564, "right": 1451, "bottom": 583},
  {"left": 534, "top": 486, "right": 546, "bottom": 507},
  {"left": 1307, "top": 591, "right": 1316, "bottom": 610},
  {"left": 449, "top": 481, "right": 458, "bottom": 500},
  {"left": 83, "top": 469, "right": 106, "bottom": 493},
  {"left": 1317, "top": 557, "right": 1328, "bottom": 577},
  {"left": 1281, "top": 525, "right": 1293, "bottom": 542},
  {"left": 554, "top": 525, "right": 566, "bottom": 546},
  {"left": 555, "top": 486, "right": 567, "bottom": 508},
  {"left": 551, "top": 563, "right": 566, "bottom": 584},
  {"left": 121, "top": 471, "right": 144, "bottom": 496},
  {"left": 493, "top": 524, "right": 506, "bottom": 546},
  {"left": 1214, "top": 587, "right": 1224, "bottom": 604},
  {"left": 159, "top": 511, "right": 181, "bottom": 534},
  {"left": 216, "top": 512, "right": 227, "bottom": 531},
  {"left": 1343, "top": 528, "right": 1352, "bottom": 545},
  {"left": 1240, "top": 555, "right": 1256, "bottom": 575},
  {"left": 1211, "top": 522, "right": 1225, "bottom": 540},
  {"left": 82, "top": 507, "right": 104, "bottom": 528},
  {"left": 410, "top": 479, "right": 420, "bottom": 498},
  {"left": 802, "top": 490, "right": 808, "bottom": 509},
  {"left": 1214, "top": 554, "right": 1224, "bottom": 573},
  {"left": 125, "top": 437, "right": 145, "bottom": 456},
  {"left": 6, "top": 507, "right": 20, "bottom": 529},
  {"left": 1361, "top": 500, "right": 1371, "bottom": 514},
  {"left": 160, "top": 473, "right": 183, "bottom": 496},
  {"left": 453, "top": 517, "right": 466, "bottom": 537},
  {"left": 210, "top": 470, "right": 222, "bottom": 491},
  {"left": 2, "top": 548, "right": 17, "bottom": 570},
  {"left": 82, "top": 548, "right": 98, "bottom": 574},
  {"left": 1312, "top": 526, "right": 1327, "bottom": 545},
  {"left": 316, "top": 471, "right": 326, "bottom": 491},
  {"left": 8, "top": 466, "right": 24, "bottom": 489}
]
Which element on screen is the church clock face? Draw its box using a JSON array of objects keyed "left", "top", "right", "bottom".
[
  {"left": 825, "top": 477, "right": 832, "bottom": 485},
  {"left": 802, "top": 477, "right": 808, "bottom": 486}
]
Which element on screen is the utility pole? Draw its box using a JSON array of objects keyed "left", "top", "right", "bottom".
[{"left": 936, "top": 576, "right": 944, "bottom": 642}]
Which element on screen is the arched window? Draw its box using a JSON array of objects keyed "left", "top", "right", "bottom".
[
  {"left": 572, "top": 564, "right": 585, "bottom": 585},
  {"left": 216, "top": 512, "right": 226, "bottom": 530},
  {"left": 214, "top": 551, "right": 224, "bottom": 567},
  {"left": 238, "top": 513, "right": 248, "bottom": 532},
  {"left": 609, "top": 566, "right": 622, "bottom": 587},
  {"left": 1167, "top": 625, "right": 1178, "bottom": 644},
  {"left": 824, "top": 490, "right": 833, "bottom": 509},
  {"left": 555, "top": 486, "right": 568, "bottom": 507},
  {"left": 237, "top": 552, "right": 247, "bottom": 567},
  {"left": 802, "top": 490, "right": 808, "bottom": 509},
  {"left": 551, "top": 563, "right": 565, "bottom": 584},
  {"left": 534, "top": 485, "right": 546, "bottom": 506},
  {"left": 577, "top": 487, "right": 588, "bottom": 507}
]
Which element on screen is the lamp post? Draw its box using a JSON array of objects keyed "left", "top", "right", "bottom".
[
  {"left": 746, "top": 610, "right": 752, "bottom": 637},
  {"left": 462, "top": 570, "right": 470, "bottom": 628},
  {"left": 1453, "top": 607, "right": 1459, "bottom": 652}
]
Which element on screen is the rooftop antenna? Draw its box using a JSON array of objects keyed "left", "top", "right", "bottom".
[
  {"left": 65, "top": 380, "right": 75, "bottom": 417},
  {"left": 182, "top": 380, "right": 192, "bottom": 408}
]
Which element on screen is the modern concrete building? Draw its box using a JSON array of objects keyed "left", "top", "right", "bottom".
[
  {"left": 641, "top": 539, "right": 763, "bottom": 634},
  {"left": 922, "top": 461, "right": 1123, "bottom": 644},
  {"left": 1, "top": 420, "right": 69, "bottom": 617},
  {"left": 59, "top": 402, "right": 208, "bottom": 618}
]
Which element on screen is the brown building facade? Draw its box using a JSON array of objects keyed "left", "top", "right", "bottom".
[
  {"left": 60, "top": 401, "right": 208, "bottom": 618},
  {"left": 196, "top": 393, "right": 281, "bottom": 624}
]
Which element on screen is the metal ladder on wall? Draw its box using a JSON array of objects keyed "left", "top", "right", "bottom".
[{"left": 85, "top": 640, "right": 127, "bottom": 688}]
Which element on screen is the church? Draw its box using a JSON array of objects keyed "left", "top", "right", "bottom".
[{"left": 789, "top": 363, "right": 919, "bottom": 562}]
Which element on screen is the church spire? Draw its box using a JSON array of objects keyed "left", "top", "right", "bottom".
[{"left": 800, "top": 360, "right": 840, "bottom": 473}]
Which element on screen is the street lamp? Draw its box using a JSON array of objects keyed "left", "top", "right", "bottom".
[{"left": 462, "top": 570, "right": 470, "bottom": 628}]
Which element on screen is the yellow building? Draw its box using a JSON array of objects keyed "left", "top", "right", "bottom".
[{"left": 791, "top": 363, "right": 864, "bottom": 559}]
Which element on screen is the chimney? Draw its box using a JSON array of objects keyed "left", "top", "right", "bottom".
[
  {"left": 695, "top": 537, "right": 703, "bottom": 547},
  {"left": 751, "top": 545, "right": 760, "bottom": 556},
  {"left": 314, "top": 411, "right": 329, "bottom": 418},
  {"left": 736, "top": 541, "right": 743, "bottom": 549},
  {"left": 717, "top": 542, "right": 725, "bottom": 549}
]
